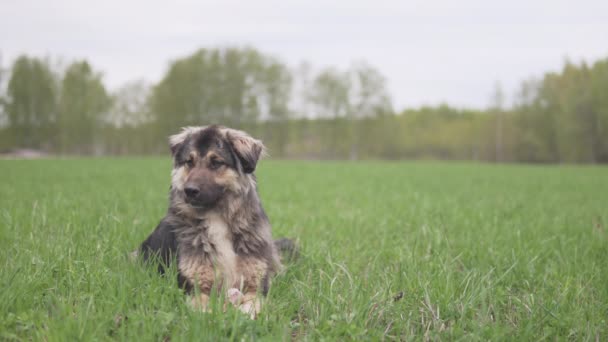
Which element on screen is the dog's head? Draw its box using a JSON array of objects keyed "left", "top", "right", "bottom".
[{"left": 168, "top": 125, "right": 266, "bottom": 208}]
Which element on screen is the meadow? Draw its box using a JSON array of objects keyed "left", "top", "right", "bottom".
[{"left": 1, "top": 159, "right": 606, "bottom": 340}]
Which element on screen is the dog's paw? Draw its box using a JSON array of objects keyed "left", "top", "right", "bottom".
[
  {"left": 238, "top": 298, "right": 260, "bottom": 319},
  {"left": 226, "top": 288, "right": 260, "bottom": 319},
  {"left": 226, "top": 288, "right": 243, "bottom": 305}
]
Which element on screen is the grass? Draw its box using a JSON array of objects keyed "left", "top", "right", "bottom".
[{"left": 0, "top": 158, "right": 607, "bottom": 340}]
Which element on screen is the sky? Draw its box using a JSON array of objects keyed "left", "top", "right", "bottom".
[{"left": 1, "top": 0, "right": 607, "bottom": 109}]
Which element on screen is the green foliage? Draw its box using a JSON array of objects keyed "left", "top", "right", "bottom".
[
  {"left": 310, "top": 68, "right": 351, "bottom": 119},
  {"left": 58, "top": 61, "right": 111, "bottom": 154},
  {"left": 4, "top": 56, "right": 58, "bottom": 149},
  {"left": 1, "top": 50, "right": 607, "bottom": 163},
  {"left": 513, "top": 58, "right": 608, "bottom": 163},
  {"left": 107, "top": 80, "right": 151, "bottom": 128},
  {"left": 307, "top": 63, "right": 393, "bottom": 159},
  {"left": 1, "top": 159, "right": 606, "bottom": 339},
  {"left": 150, "top": 47, "right": 291, "bottom": 145}
]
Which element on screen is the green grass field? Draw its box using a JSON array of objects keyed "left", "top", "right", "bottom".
[{"left": 1, "top": 159, "right": 606, "bottom": 340}]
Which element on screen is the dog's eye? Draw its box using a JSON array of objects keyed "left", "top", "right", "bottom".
[
  {"left": 209, "top": 159, "right": 224, "bottom": 170},
  {"left": 185, "top": 158, "right": 195, "bottom": 167}
]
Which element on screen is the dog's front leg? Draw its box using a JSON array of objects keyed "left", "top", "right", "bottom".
[{"left": 188, "top": 293, "right": 211, "bottom": 312}]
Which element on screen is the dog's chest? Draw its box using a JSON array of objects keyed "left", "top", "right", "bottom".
[
  {"left": 204, "top": 213, "right": 237, "bottom": 267},
  {"left": 178, "top": 213, "right": 238, "bottom": 287}
]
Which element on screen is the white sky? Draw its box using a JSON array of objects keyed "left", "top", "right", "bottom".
[{"left": 1, "top": 0, "right": 607, "bottom": 109}]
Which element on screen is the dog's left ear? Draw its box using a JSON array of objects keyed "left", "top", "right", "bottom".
[{"left": 224, "top": 129, "right": 266, "bottom": 173}]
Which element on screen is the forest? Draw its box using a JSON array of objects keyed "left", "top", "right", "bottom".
[{"left": 1, "top": 47, "right": 606, "bottom": 163}]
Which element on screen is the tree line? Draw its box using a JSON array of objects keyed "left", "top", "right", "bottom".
[{"left": 0, "top": 47, "right": 606, "bottom": 163}]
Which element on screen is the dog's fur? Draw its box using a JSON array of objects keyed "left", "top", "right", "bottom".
[{"left": 137, "top": 125, "right": 287, "bottom": 317}]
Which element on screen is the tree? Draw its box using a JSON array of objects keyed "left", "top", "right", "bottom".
[
  {"left": 309, "top": 68, "right": 351, "bottom": 119},
  {"left": 4, "top": 55, "right": 58, "bottom": 150},
  {"left": 308, "top": 63, "right": 393, "bottom": 159},
  {"left": 349, "top": 62, "right": 392, "bottom": 118},
  {"left": 291, "top": 62, "right": 314, "bottom": 119},
  {"left": 150, "top": 47, "right": 292, "bottom": 149},
  {"left": 513, "top": 78, "right": 550, "bottom": 162},
  {"left": 555, "top": 61, "right": 602, "bottom": 163},
  {"left": 308, "top": 68, "right": 350, "bottom": 157},
  {"left": 348, "top": 62, "right": 393, "bottom": 159},
  {"left": 58, "top": 61, "right": 111, "bottom": 154},
  {"left": 0, "top": 53, "right": 7, "bottom": 128},
  {"left": 490, "top": 81, "right": 505, "bottom": 162},
  {"left": 589, "top": 58, "right": 608, "bottom": 162},
  {"left": 260, "top": 60, "right": 292, "bottom": 156},
  {"left": 108, "top": 80, "right": 151, "bottom": 128}
]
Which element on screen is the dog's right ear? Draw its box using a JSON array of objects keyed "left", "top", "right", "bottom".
[{"left": 168, "top": 126, "right": 204, "bottom": 156}]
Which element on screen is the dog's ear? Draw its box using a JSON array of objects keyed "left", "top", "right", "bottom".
[
  {"left": 168, "top": 126, "right": 204, "bottom": 156},
  {"left": 168, "top": 129, "right": 189, "bottom": 156},
  {"left": 223, "top": 129, "right": 266, "bottom": 173}
]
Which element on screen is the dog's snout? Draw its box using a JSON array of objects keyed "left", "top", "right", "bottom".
[{"left": 184, "top": 184, "right": 200, "bottom": 198}]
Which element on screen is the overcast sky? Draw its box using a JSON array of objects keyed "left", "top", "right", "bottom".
[{"left": 2, "top": 0, "right": 607, "bottom": 109}]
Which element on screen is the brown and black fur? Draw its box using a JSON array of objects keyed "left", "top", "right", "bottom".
[{"left": 138, "top": 125, "right": 289, "bottom": 317}]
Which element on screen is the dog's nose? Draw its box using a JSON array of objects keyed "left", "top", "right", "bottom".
[{"left": 184, "top": 184, "right": 200, "bottom": 198}]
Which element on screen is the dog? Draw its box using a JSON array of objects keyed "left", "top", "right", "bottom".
[{"left": 136, "top": 125, "right": 294, "bottom": 318}]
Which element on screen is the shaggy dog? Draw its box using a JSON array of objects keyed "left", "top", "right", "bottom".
[{"left": 136, "top": 125, "right": 292, "bottom": 318}]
